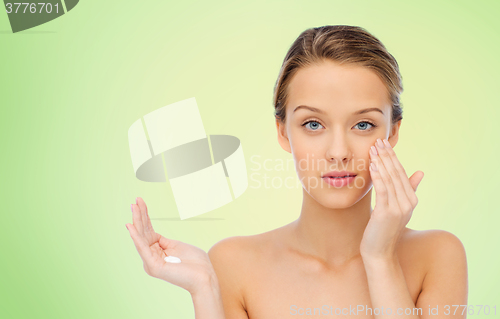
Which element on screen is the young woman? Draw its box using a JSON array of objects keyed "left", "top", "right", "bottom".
[{"left": 126, "top": 25, "right": 468, "bottom": 319}]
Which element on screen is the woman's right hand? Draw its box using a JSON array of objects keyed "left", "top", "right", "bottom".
[{"left": 125, "top": 197, "right": 218, "bottom": 296}]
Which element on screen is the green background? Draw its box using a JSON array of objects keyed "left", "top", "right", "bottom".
[{"left": 1, "top": 0, "right": 499, "bottom": 317}]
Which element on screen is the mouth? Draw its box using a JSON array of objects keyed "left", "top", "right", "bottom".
[
  {"left": 321, "top": 171, "right": 358, "bottom": 178},
  {"left": 325, "top": 175, "right": 356, "bottom": 179},
  {"left": 321, "top": 171, "right": 357, "bottom": 187},
  {"left": 322, "top": 175, "right": 357, "bottom": 187}
]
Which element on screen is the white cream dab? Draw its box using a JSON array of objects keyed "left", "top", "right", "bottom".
[{"left": 164, "top": 256, "right": 181, "bottom": 263}]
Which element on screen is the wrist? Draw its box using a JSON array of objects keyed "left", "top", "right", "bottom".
[
  {"left": 190, "top": 271, "right": 220, "bottom": 299},
  {"left": 189, "top": 271, "right": 225, "bottom": 319},
  {"left": 361, "top": 253, "right": 399, "bottom": 269}
]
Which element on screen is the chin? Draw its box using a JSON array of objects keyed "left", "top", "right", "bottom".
[{"left": 316, "top": 191, "right": 363, "bottom": 209}]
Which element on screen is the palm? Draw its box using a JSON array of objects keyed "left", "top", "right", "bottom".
[
  {"left": 360, "top": 162, "right": 424, "bottom": 258},
  {"left": 126, "top": 197, "right": 215, "bottom": 294}
]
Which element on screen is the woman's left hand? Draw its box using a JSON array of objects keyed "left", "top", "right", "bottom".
[{"left": 360, "top": 138, "right": 425, "bottom": 261}]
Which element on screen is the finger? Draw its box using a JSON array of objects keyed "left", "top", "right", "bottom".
[
  {"left": 411, "top": 170, "right": 425, "bottom": 192},
  {"left": 371, "top": 140, "right": 399, "bottom": 209},
  {"left": 382, "top": 139, "right": 419, "bottom": 206},
  {"left": 369, "top": 153, "right": 389, "bottom": 208},
  {"left": 137, "top": 197, "right": 154, "bottom": 235},
  {"left": 159, "top": 234, "right": 170, "bottom": 249},
  {"left": 131, "top": 203, "right": 144, "bottom": 235},
  {"left": 150, "top": 242, "right": 167, "bottom": 259},
  {"left": 159, "top": 234, "right": 180, "bottom": 250},
  {"left": 126, "top": 223, "right": 152, "bottom": 261},
  {"left": 136, "top": 197, "right": 148, "bottom": 234},
  {"left": 378, "top": 139, "right": 413, "bottom": 212}
]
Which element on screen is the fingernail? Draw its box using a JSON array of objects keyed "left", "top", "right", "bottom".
[
  {"left": 370, "top": 162, "right": 378, "bottom": 172},
  {"left": 376, "top": 138, "right": 384, "bottom": 148},
  {"left": 370, "top": 146, "right": 378, "bottom": 156},
  {"left": 125, "top": 224, "right": 129, "bottom": 230},
  {"left": 383, "top": 139, "right": 391, "bottom": 148}
]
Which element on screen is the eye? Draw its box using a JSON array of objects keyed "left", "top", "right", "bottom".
[
  {"left": 354, "top": 121, "right": 377, "bottom": 131},
  {"left": 302, "top": 120, "right": 324, "bottom": 131}
]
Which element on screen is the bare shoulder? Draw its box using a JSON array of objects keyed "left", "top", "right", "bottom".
[
  {"left": 401, "top": 230, "right": 469, "bottom": 307},
  {"left": 208, "top": 235, "right": 256, "bottom": 283},
  {"left": 208, "top": 227, "right": 286, "bottom": 280},
  {"left": 399, "top": 228, "right": 468, "bottom": 277},
  {"left": 400, "top": 228, "right": 466, "bottom": 256},
  {"left": 209, "top": 225, "right": 287, "bottom": 263},
  {"left": 208, "top": 235, "right": 257, "bottom": 270},
  {"left": 208, "top": 231, "right": 279, "bottom": 319}
]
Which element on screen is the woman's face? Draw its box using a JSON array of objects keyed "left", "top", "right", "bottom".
[{"left": 276, "top": 59, "right": 401, "bottom": 208}]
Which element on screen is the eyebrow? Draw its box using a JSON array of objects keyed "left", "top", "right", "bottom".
[{"left": 293, "top": 105, "right": 385, "bottom": 116}]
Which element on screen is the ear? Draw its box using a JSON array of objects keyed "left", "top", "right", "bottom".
[
  {"left": 276, "top": 119, "right": 291, "bottom": 153},
  {"left": 388, "top": 120, "right": 402, "bottom": 148}
]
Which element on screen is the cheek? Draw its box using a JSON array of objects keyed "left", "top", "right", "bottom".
[
  {"left": 291, "top": 143, "right": 323, "bottom": 175},
  {"left": 291, "top": 131, "right": 327, "bottom": 154},
  {"left": 353, "top": 145, "right": 374, "bottom": 180}
]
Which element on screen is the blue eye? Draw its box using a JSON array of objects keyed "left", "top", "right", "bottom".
[
  {"left": 354, "top": 121, "right": 377, "bottom": 131},
  {"left": 301, "top": 120, "right": 377, "bottom": 132},
  {"left": 302, "top": 120, "right": 324, "bottom": 131}
]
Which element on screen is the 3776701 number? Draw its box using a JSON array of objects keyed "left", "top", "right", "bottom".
[
  {"left": 443, "top": 305, "right": 497, "bottom": 316},
  {"left": 5, "top": 3, "right": 60, "bottom": 14}
]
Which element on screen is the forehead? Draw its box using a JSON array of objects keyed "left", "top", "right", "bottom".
[{"left": 286, "top": 60, "right": 391, "bottom": 115}]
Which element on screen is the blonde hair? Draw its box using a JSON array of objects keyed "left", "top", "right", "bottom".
[{"left": 273, "top": 25, "right": 403, "bottom": 125}]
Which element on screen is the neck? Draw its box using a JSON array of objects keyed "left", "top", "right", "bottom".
[{"left": 291, "top": 188, "right": 373, "bottom": 267}]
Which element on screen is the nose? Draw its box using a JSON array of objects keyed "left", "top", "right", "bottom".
[{"left": 325, "top": 129, "right": 353, "bottom": 165}]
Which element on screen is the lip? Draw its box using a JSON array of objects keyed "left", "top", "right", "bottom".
[
  {"left": 321, "top": 170, "right": 357, "bottom": 188},
  {"left": 321, "top": 170, "right": 357, "bottom": 178}
]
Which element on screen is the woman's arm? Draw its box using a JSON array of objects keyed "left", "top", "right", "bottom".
[
  {"left": 362, "top": 230, "right": 468, "bottom": 319},
  {"left": 208, "top": 237, "right": 250, "bottom": 319},
  {"left": 363, "top": 254, "right": 418, "bottom": 318},
  {"left": 191, "top": 273, "right": 226, "bottom": 319},
  {"left": 126, "top": 197, "right": 226, "bottom": 319},
  {"left": 361, "top": 139, "right": 468, "bottom": 318},
  {"left": 415, "top": 230, "right": 468, "bottom": 317}
]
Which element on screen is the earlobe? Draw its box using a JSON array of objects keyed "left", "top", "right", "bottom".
[{"left": 276, "top": 119, "right": 291, "bottom": 153}]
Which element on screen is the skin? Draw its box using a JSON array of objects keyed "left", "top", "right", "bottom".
[{"left": 126, "top": 59, "right": 468, "bottom": 319}]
